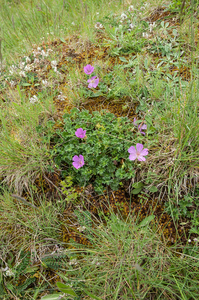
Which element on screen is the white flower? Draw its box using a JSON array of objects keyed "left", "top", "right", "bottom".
[
  {"left": 37, "top": 47, "right": 41, "bottom": 51},
  {"left": 57, "top": 92, "right": 66, "bottom": 101},
  {"left": 149, "top": 22, "right": 156, "bottom": 32},
  {"left": 25, "top": 56, "right": 31, "bottom": 64},
  {"left": 10, "top": 80, "right": 16, "bottom": 87},
  {"left": 24, "top": 64, "right": 32, "bottom": 72},
  {"left": 9, "top": 65, "right": 18, "bottom": 75},
  {"left": 33, "top": 58, "right": 40, "bottom": 65},
  {"left": 19, "top": 71, "right": 26, "bottom": 77},
  {"left": 51, "top": 60, "right": 57, "bottom": 68},
  {"left": 120, "top": 13, "right": 127, "bottom": 21},
  {"left": 5, "top": 268, "right": 15, "bottom": 277},
  {"left": 188, "top": 239, "right": 191, "bottom": 243},
  {"left": 69, "top": 259, "right": 77, "bottom": 265},
  {"left": 71, "top": 22, "right": 75, "bottom": 25},
  {"left": 19, "top": 62, "right": 25, "bottom": 69},
  {"left": 142, "top": 32, "right": 149, "bottom": 38},
  {"left": 95, "top": 22, "right": 103, "bottom": 29},
  {"left": 77, "top": 226, "right": 86, "bottom": 232},
  {"left": 91, "top": 258, "right": 100, "bottom": 266},
  {"left": 128, "top": 5, "right": 134, "bottom": 12},
  {"left": 41, "top": 79, "right": 50, "bottom": 87},
  {"left": 41, "top": 50, "right": 48, "bottom": 58},
  {"left": 47, "top": 49, "right": 53, "bottom": 54},
  {"left": 29, "top": 95, "right": 39, "bottom": 104},
  {"left": 129, "top": 23, "right": 134, "bottom": 29}
]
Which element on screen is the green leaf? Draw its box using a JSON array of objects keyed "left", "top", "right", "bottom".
[
  {"left": 132, "top": 187, "right": 142, "bottom": 194},
  {"left": 82, "top": 288, "right": 103, "bottom": 300},
  {"left": 41, "top": 293, "right": 63, "bottom": 300},
  {"left": 119, "top": 56, "right": 128, "bottom": 62},
  {"left": 149, "top": 186, "right": 158, "bottom": 193},
  {"left": 132, "top": 182, "right": 144, "bottom": 189},
  {"left": 60, "top": 37, "right": 66, "bottom": 43},
  {"left": 139, "top": 215, "right": 155, "bottom": 227},
  {"left": 21, "top": 83, "right": 31, "bottom": 86},
  {"left": 56, "top": 282, "right": 77, "bottom": 296}
]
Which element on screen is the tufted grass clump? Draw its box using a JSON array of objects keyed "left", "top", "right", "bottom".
[{"left": 54, "top": 212, "right": 199, "bottom": 300}]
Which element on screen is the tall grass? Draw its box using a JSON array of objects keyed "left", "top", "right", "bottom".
[{"left": 0, "top": 0, "right": 199, "bottom": 299}]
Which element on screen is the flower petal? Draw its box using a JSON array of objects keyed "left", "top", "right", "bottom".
[
  {"left": 73, "top": 155, "right": 79, "bottom": 162},
  {"left": 128, "top": 146, "right": 136, "bottom": 154},
  {"left": 136, "top": 143, "right": 144, "bottom": 152},
  {"left": 129, "top": 153, "right": 137, "bottom": 161},
  {"left": 137, "top": 155, "right": 146, "bottom": 162},
  {"left": 140, "top": 148, "right": 148, "bottom": 156},
  {"left": 141, "top": 124, "right": 147, "bottom": 130}
]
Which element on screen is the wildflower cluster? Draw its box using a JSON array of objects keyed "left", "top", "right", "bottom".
[
  {"left": 52, "top": 108, "right": 148, "bottom": 193},
  {"left": 84, "top": 64, "right": 99, "bottom": 88}
]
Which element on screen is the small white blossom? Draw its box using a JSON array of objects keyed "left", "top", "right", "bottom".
[
  {"left": 47, "top": 48, "right": 53, "bottom": 54},
  {"left": 19, "top": 71, "right": 26, "bottom": 77},
  {"left": 37, "top": 47, "right": 41, "bottom": 51},
  {"left": 128, "top": 5, "right": 134, "bottom": 12},
  {"left": 9, "top": 65, "right": 18, "bottom": 75},
  {"left": 10, "top": 80, "right": 16, "bottom": 87},
  {"left": 129, "top": 23, "right": 134, "bottom": 29},
  {"left": 5, "top": 268, "right": 15, "bottom": 277},
  {"left": 149, "top": 22, "right": 156, "bottom": 32},
  {"left": 51, "top": 60, "right": 57, "bottom": 68},
  {"left": 41, "top": 79, "right": 50, "bottom": 87},
  {"left": 41, "top": 50, "right": 48, "bottom": 58},
  {"left": 25, "top": 56, "right": 31, "bottom": 64},
  {"left": 95, "top": 22, "right": 103, "bottom": 29},
  {"left": 69, "top": 259, "right": 77, "bottom": 265},
  {"left": 33, "top": 58, "right": 40, "bottom": 65},
  {"left": 29, "top": 95, "right": 39, "bottom": 104},
  {"left": 24, "top": 64, "right": 32, "bottom": 72},
  {"left": 77, "top": 226, "right": 86, "bottom": 232},
  {"left": 71, "top": 22, "right": 75, "bottom": 25},
  {"left": 57, "top": 92, "right": 66, "bottom": 101},
  {"left": 19, "top": 61, "right": 25, "bottom": 69},
  {"left": 188, "top": 239, "right": 192, "bottom": 243},
  {"left": 91, "top": 258, "right": 100, "bottom": 266},
  {"left": 142, "top": 32, "right": 149, "bottom": 38},
  {"left": 120, "top": 13, "right": 127, "bottom": 21}
]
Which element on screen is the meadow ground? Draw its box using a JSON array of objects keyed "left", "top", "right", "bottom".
[{"left": 0, "top": 0, "right": 199, "bottom": 299}]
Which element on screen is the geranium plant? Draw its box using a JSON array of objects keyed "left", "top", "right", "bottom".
[{"left": 51, "top": 108, "right": 148, "bottom": 193}]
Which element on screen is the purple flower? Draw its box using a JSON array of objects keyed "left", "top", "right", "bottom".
[
  {"left": 133, "top": 118, "right": 147, "bottom": 135},
  {"left": 87, "top": 76, "right": 99, "bottom": 88},
  {"left": 75, "top": 128, "right": 86, "bottom": 138},
  {"left": 72, "top": 155, "right": 84, "bottom": 169},
  {"left": 128, "top": 143, "right": 148, "bottom": 161},
  {"left": 84, "top": 64, "right": 94, "bottom": 75}
]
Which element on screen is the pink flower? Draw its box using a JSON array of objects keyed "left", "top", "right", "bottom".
[
  {"left": 133, "top": 118, "right": 147, "bottom": 135},
  {"left": 72, "top": 155, "right": 84, "bottom": 169},
  {"left": 87, "top": 76, "right": 99, "bottom": 88},
  {"left": 128, "top": 143, "right": 148, "bottom": 161},
  {"left": 84, "top": 64, "right": 94, "bottom": 75},
  {"left": 75, "top": 128, "right": 86, "bottom": 138}
]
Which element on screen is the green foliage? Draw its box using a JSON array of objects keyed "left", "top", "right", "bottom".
[
  {"left": 0, "top": 251, "right": 36, "bottom": 298},
  {"left": 169, "top": 0, "right": 198, "bottom": 13},
  {"left": 51, "top": 109, "right": 141, "bottom": 193},
  {"left": 57, "top": 211, "right": 199, "bottom": 299},
  {"left": 60, "top": 176, "right": 79, "bottom": 203},
  {"left": 41, "top": 253, "right": 68, "bottom": 271},
  {"left": 165, "top": 186, "right": 199, "bottom": 235}
]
